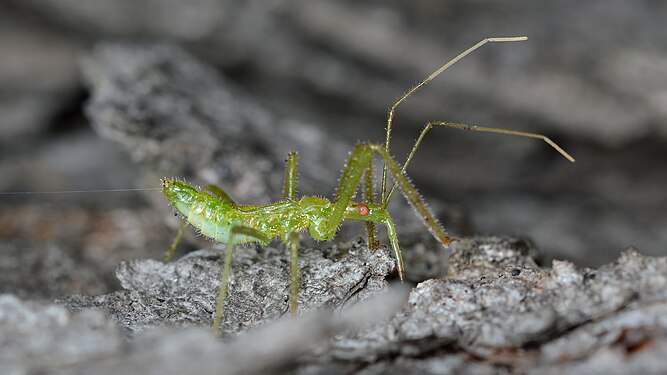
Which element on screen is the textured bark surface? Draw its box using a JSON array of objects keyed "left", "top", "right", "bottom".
[
  {"left": 3, "top": 238, "right": 667, "bottom": 374},
  {"left": 62, "top": 240, "right": 394, "bottom": 335}
]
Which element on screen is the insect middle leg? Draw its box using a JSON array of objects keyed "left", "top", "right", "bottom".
[
  {"left": 282, "top": 152, "right": 301, "bottom": 313},
  {"left": 286, "top": 232, "right": 300, "bottom": 313}
]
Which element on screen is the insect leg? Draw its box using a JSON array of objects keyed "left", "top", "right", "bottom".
[
  {"left": 326, "top": 143, "right": 452, "bottom": 280},
  {"left": 283, "top": 152, "right": 298, "bottom": 201},
  {"left": 380, "top": 36, "right": 528, "bottom": 202},
  {"left": 213, "top": 225, "right": 271, "bottom": 334},
  {"left": 286, "top": 232, "right": 300, "bottom": 313},
  {"left": 163, "top": 220, "right": 187, "bottom": 261},
  {"left": 363, "top": 163, "right": 380, "bottom": 251},
  {"left": 204, "top": 184, "right": 237, "bottom": 207},
  {"left": 324, "top": 143, "right": 401, "bottom": 274},
  {"left": 214, "top": 240, "right": 234, "bottom": 333},
  {"left": 382, "top": 121, "right": 576, "bottom": 205},
  {"left": 370, "top": 144, "right": 454, "bottom": 280}
]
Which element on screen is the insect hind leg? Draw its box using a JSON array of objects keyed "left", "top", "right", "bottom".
[
  {"left": 326, "top": 143, "right": 453, "bottom": 280},
  {"left": 364, "top": 162, "right": 380, "bottom": 251}
]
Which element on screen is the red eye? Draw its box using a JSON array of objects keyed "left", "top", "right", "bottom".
[{"left": 358, "top": 204, "right": 370, "bottom": 216}]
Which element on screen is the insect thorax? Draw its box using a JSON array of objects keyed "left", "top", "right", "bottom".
[{"left": 297, "top": 196, "right": 335, "bottom": 240}]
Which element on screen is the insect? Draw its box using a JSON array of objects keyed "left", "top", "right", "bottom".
[{"left": 161, "top": 36, "right": 575, "bottom": 332}]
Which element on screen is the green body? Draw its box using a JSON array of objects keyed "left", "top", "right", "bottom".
[{"left": 162, "top": 179, "right": 390, "bottom": 245}]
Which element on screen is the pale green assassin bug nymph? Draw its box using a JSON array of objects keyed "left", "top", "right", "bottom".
[{"left": 161, "top": 36, "right": 575, "bottom": 333}]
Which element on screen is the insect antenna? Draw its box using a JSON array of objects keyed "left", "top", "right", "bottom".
[{"left": 0, "top": 187, "right": 162, "bottom": 195}]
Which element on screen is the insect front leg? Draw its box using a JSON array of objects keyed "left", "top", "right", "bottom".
[{"left": 213, "top": 225, "right": 270, "bottom": 334}]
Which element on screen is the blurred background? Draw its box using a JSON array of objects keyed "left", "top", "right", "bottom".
[{"left": 1, "top": 1, "right": 666, "bottom": 299}]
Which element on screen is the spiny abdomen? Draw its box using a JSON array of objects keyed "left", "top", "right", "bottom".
[{"left": 161, "top": 179, "right": 303, "bottom": 245}]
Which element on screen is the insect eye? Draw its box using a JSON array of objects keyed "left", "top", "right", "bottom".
[{"left": 358, "top": 204, "right": 370, "bottom": 216}]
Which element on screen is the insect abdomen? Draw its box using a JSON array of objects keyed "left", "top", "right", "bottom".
[
  {"left": 162, "top": 179, "right": 232, "bottom": 242},
  {"left": 162, "top": 179, "right": 279, "bottom": 245},
  {"left": 163, "top": 179, "right": 313, "bottom": 246},
  {"left": 188, "top": 194, "right": 231, "bottom": 242}
]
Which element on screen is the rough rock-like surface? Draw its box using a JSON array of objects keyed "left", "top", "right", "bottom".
[
  {"left": 0, "top": 295, "right": 122, "bottom": 374},
  {"left": 62, "top": 239, "right": 395, "bottom": 335},
  {"left": 316, "top": 239, "right": 667, "bottom": 374},
  {"left": 3, "top": 237, "right": 666, "bottom": 374},
  {"left": 1, "top": 289, "right": 408, "bottom": 375}
]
